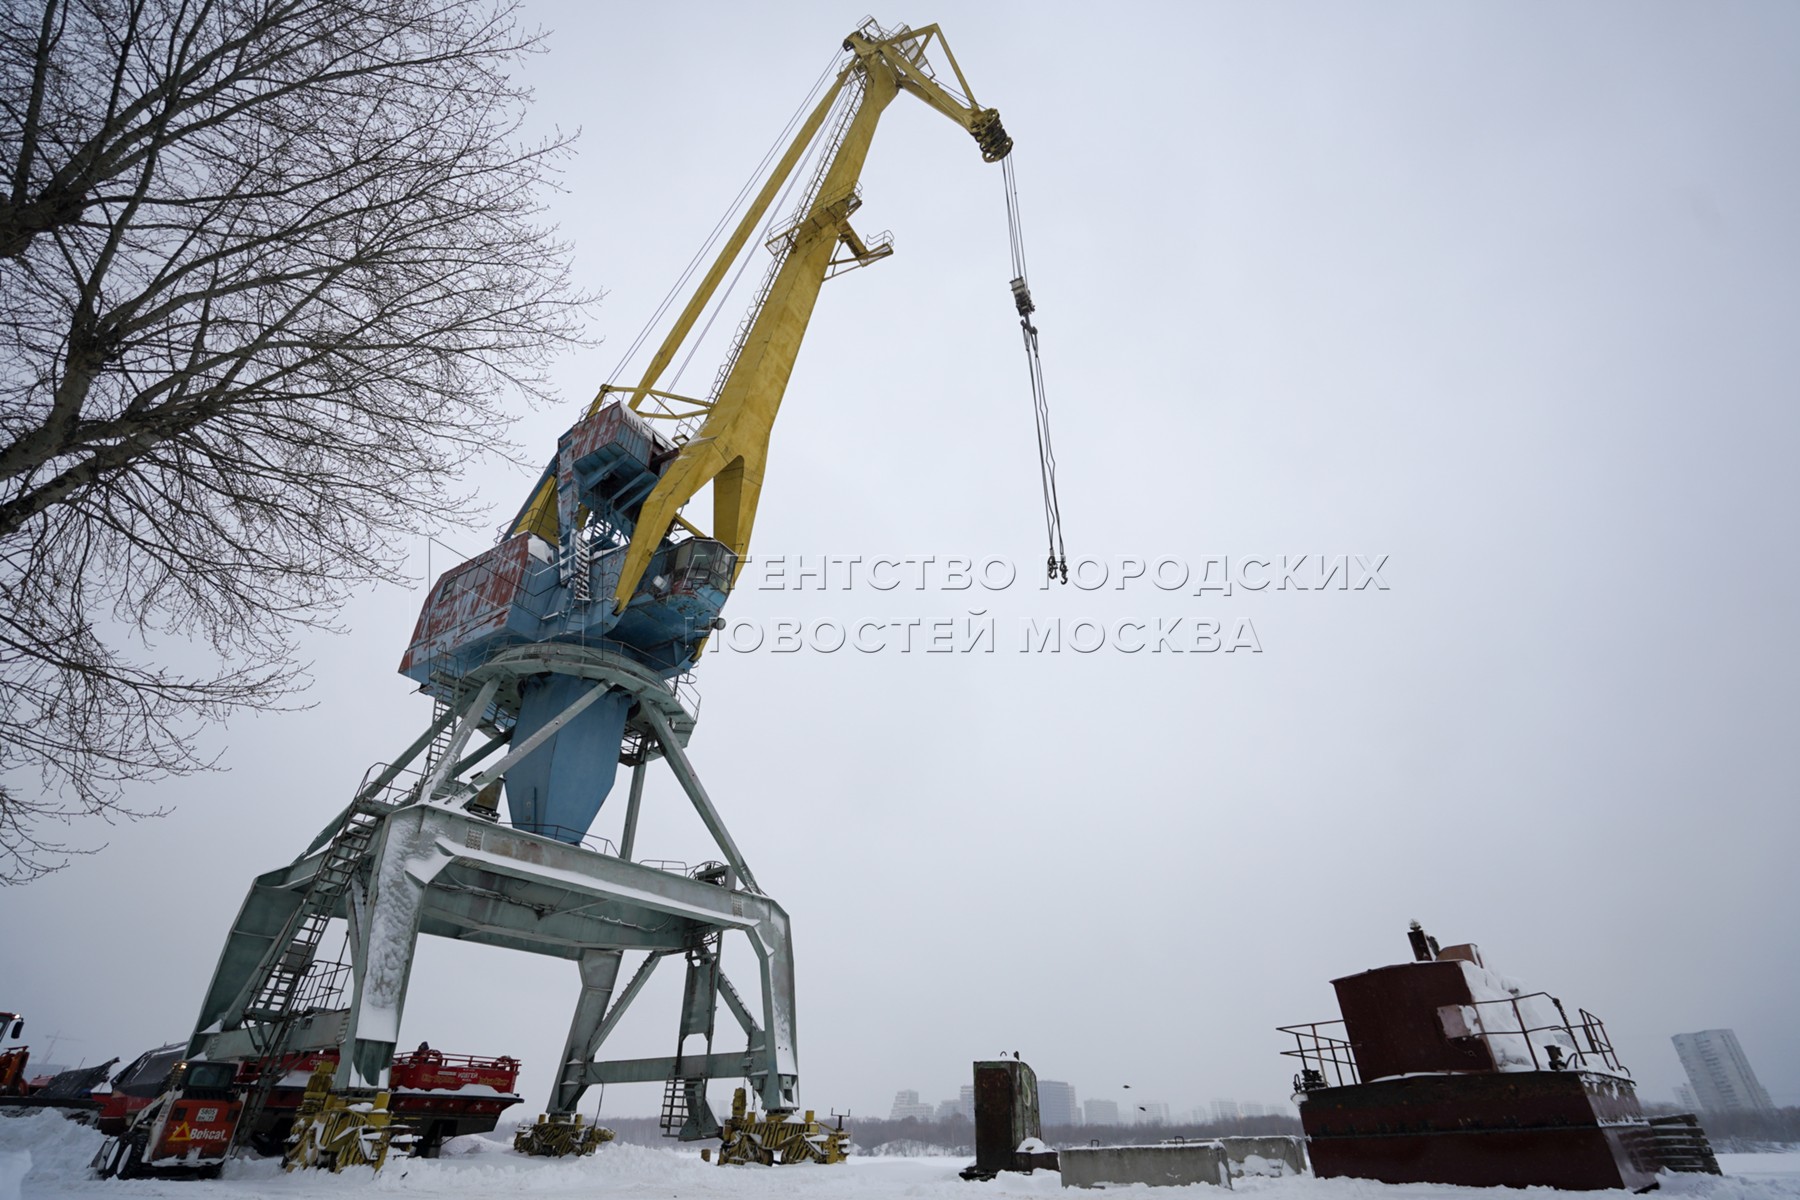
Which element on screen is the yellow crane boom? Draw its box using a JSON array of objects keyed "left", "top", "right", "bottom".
[{"left": 510, "top": 20, "right": 1014, "bottom": 611}]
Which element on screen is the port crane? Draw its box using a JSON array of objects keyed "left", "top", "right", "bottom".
[{"left": 189, "top": 18, "right": 1062, "bottom": 1148}]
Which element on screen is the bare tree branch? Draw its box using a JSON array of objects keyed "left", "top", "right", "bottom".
[{"left": 0, "top": 0, "right": 589, "bottom": 882}]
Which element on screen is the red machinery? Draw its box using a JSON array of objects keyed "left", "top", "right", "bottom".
[
  {"left": 390, "top": 1047, "right": 522, "bottom": 1093},
  {"left": 261, "top": 1048, "right": 522, "bottom": 1156},
  {"left": 95, "top": 1042, "right": 522, "bottom": 1158},
  {"left": 94, "top": 1059, "right": 243, "bottom": 1179},
  {"left": 0, "top": 1050, "right": 27, "bottom": 1098},
  {"left": 1279, "top": 923, "right": 1661, "bottom": 1191},
  {"left": 0, "top": 1011, "right": 26, "bottom": 1098},
  {"left": 94, "top": 1042, "right": 188, "bottom": 1135}
]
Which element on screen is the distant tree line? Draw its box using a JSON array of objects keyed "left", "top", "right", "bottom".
[
  {"left": 587, "top": 1109, "right": 1303, "bottom": 1156},
  {"left": 988, "top": 1114, "right": 1301, "bottom": 1152}
]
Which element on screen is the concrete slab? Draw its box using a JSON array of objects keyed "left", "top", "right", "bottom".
[
  {"left": 1218, "top": 1135, "right": 1307, "bottom": 1177},
  {"left": 1058, "top": 1142, "right": 1232, "bottom": 1189}
]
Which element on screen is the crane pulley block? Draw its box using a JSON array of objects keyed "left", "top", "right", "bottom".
[
  {"left": 971, "top": 109, "right": 1012, "bottom": 162},
  {"left": 1010, "top": 276, "right": 1035, "bottom": 319}
]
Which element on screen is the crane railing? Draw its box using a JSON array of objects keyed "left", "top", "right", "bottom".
[
  {"left": 1447, "top": 993, "right": 1628, "bottom": 1076},
  {"left": 1278, "top": 1020, "right": 1359, "bottom": 1091},
  {"left": 1279, "top": 993, "right": 1629, "bottom": 1093}
]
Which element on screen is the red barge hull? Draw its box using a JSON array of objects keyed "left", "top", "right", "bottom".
[{"left": 1301, "top": 1070, "right": 1655, "bottom": 1191}]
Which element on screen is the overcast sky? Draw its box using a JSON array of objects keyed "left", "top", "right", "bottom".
[{"left": 4, "top": 1, "right": 1798, "bottom": 1124}]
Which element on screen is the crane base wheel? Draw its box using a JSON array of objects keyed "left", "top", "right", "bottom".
[
  {"left": 513, "top": 1112, "right": 615, "bottom": 1157},
  {"left": 284, "top": 1064, "right": 410, "bottom": 1172},
  {"left": 712, "top": 1087, "right": 849, "bottom": 1166}
]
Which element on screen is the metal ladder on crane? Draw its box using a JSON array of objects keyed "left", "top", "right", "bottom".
[
  {"left": 659, "top": 1075, "right": 694, "bottom": 1136},
  {"left": 422, "top": 697, "right": 455, "bottom": 781},
  {"left": 660, "top": 928, "right": 725, "bottom": 1139},
  {"left": 231, "top": 799, "right": 388, "bottom": 1148}
]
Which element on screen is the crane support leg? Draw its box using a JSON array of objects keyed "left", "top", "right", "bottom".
[
  {"left": 618, "top": 757, "right": 648, "bottom": 861},
  {"left": 641, "top": 705, "right": 759, "bottom": 894},
  {"left": 574, "top": 900, "right": 797, "bottom": 1114},
  {"left": 551, "top": 949, "right": 625, "bottom": 1113},
  {"left": 422, "top": 679, "right": 500, "bottom": 798},
  {"left": 550, "top": 951, "right": 667, "bottom": 1115},
  {"left": 336, "top": 812, "right": 435, "bottom": 1089}
]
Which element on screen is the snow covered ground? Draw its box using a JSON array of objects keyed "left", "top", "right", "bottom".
[{"left": 3, "top": 1112, "right": 1798, "bottom": 1200}]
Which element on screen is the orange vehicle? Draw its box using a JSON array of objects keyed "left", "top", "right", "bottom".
[
  {"left": 94, "top": 1059, "right": 243, "bottom": 1179},
  {"left": 0, "top": 1011, "right": 26, "bottom": 1097},
  {"left": 0, "top": 1051, "right": 25, "bottom": 1096}
]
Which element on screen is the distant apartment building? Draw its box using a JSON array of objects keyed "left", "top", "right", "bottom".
[
  {"left": 1084, "top": 1098, "right": 1120, "bottom": 1125},
  {"left": 1673, "top": 1029, "right": 1774, "bottom": 1113},
  {"left": 1040, "top": 1080, "right": 1079, "bottom": 1127},
  {"left": 890, "top": 1089, "right": 936, "bottom": 1121},
  {"left": 1210, "top": 1099, "right": 1242, "bottom": 1123},
  {"left": 1136, "top": 1101, "right": 1171, "bottom": 1125}
]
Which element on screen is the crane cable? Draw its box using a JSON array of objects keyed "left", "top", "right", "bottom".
[
  {"left": 1002, "top": 153, "right": 1068, "bottom": 584},
  {"left": 603, "top": 44, "right": 846, "bottom": 390}
]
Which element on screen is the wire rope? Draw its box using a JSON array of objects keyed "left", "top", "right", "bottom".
[
  {"left": 1002, "top": 152, "right": 1067, "bottom": 583},
  {"left": 604, "top": 45, "right": 847, "bottom": 390}
]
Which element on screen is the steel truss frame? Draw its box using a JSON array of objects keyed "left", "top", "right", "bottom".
[{"left": 189, "top": 645, "right": 798, "bottom": 1126}]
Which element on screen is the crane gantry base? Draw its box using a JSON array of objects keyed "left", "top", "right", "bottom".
[{"left": 190, "top": 654, "right": 799, "bottom": 1127}]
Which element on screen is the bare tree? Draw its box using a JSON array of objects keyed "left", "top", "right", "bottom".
[{"left": 0, "top": 0, "right": 586, "bottom": 882}]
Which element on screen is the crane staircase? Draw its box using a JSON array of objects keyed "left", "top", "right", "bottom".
[{"left": 231, "top": 799, "right": 389, "bottom": 1148}]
